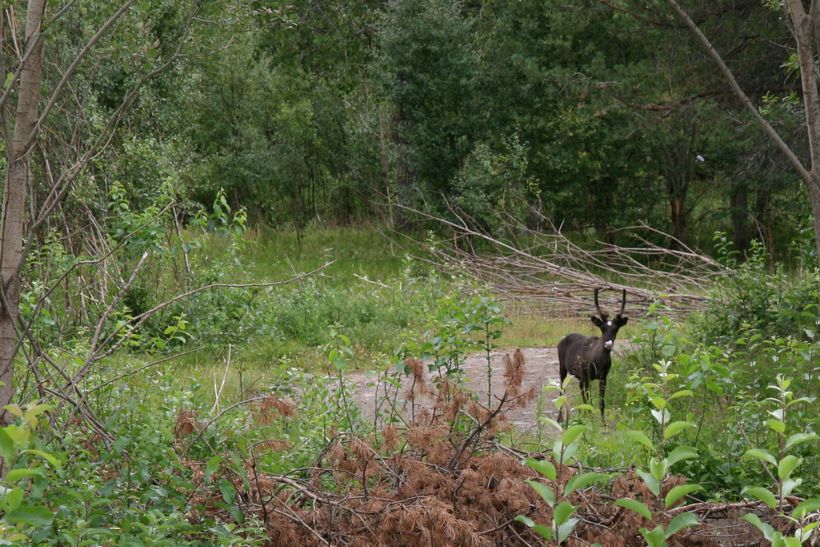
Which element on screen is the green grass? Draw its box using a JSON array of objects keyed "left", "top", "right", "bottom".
[
  {"left": 192, "top": 226, "right": 412, "bottom": 285},
  {"left": 500, "top": 315, "right": 641, "bottom": 347},
  {"left": 125, "top": 225, "right": 647, "bottom": 411},
  {"left": 501, "top": 316, "right": 591, "bottom": 347}
]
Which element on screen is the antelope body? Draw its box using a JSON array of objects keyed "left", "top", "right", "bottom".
[{"left": 557, "top": 289, "right": 628, "bottom": 423}]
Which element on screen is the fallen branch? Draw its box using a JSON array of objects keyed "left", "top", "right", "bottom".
[{"left": 393, "top": 203, "right": 726, "bottom": 317}]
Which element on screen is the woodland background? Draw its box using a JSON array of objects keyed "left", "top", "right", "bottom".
[{"left": 0, "top": 1, "right": 816, "bottom": 545}]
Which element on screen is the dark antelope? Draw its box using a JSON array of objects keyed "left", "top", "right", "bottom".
[{"left": 557, "top": 288, "right": 628, "bottom": 423}]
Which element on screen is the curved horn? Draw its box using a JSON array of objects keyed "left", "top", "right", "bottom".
[
  {"left": 619, "top": 289, "right": 627, "bottom": 316},
  {"left": 594, "top": 288, "right": 604, "bottom": 318}
]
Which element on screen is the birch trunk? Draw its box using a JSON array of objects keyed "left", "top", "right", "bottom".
[
  {"left": 667, "top": 0, "right": 820, "bottom": 268},
  {"left": 0, "top": 0, "right": 46, "bottom": 422}
]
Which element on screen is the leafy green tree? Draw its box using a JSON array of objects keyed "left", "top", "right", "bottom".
[
  {"left": 377, "top": 0, "right": 480, "bottom": 221},
  {"left": 663, "top": 0, "right": 820, "bottom": 267},
  {"left": 0, "top": 0, "right": 203, "bottom": 422}
]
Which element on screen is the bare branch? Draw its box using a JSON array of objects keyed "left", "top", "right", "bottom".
[
  {"left": 87, "top": 348, "right": 201, "bottom": 394},
  {"left": 23, "top": 1, "right": 136, "bottom": 154},
  {"left": 395, "top": 203, "right": 725, "bottom": 318},
  {"left": 664, "top": 0, "right": 816, "bottom": 191},
  {"left": 85, "top": 250, "right": 150, "bottom": 360},
  {"left": 72, "top": 260, "right": 335, "bottom": 384}
]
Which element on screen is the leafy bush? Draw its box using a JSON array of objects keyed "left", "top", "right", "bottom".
[
  {"left": 612, "top": 306, "right": 818, "bottom": 501},
  {"left": 451, "top": 135, "right": 537, "bottom": 234},
  {"left": 696, "top": 234, "right": 819, "bottom": 344},
  {"left": 0, "top": 379, "right": 265, "bottom": 545}
]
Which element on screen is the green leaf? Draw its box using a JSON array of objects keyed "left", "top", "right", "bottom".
[
  {"left": 792, "top": 498, "right": 820, "bottom": 519},
  {"left": 0, "top": 488, "right": 23, "bottom": 512},
  {"left": 538, "top": 417, "right": 563, "bottom": 432},
  {"left": 332, "top": 356, "right": 346, "bottom": 371},
  {"left": 21, "top": 449, "right": 60, "bottom": 469},
  {"left": 3, "top": 426, "right": 29, "bottom": 446},
  {"left": 2, "top": 405, "right": 22, "bottom": 418},
  {"left": 615, "top": 498, "right": 652, "bottom": 520},
  {"left": 553, "top": 501, "right": 575, "bottom": 526},
  {"left": 564, "top": 472, "right": 609, "bottom": 495},
  {"left": 665, "top": 484, "right": 703, "bottom": 508},
  {"left": 5, "top": 468, "right": 44, "bottom": 483},
  {"left": 532, "top": 524, "right": 553, "bottom": 540},
  {"left": 636, "top": 469, "right": 661, "bottom": 497},
  {"left": 668, "top": 389, "right": 694, "bottom": 400},
  {"left": 665, "top": 512, "right": 699, "bottom": 538},
  {"left": 744, "top": 448, "right": 777, "bottom": 467},
  {"left": 768, "top": 409, "right": 785, "bottom": 421},
  {"left": 785, "top": 432, "right": 817, "bottom": 450},
  {"left": 666, "top": 446, "right": 698, "bottom": 467},
  {"left": 562, "top": 424, "right": 587, "bottom": 446},
  {"left": 516, "top": 514, "right": 553, "bottom": 540},
  {"left": 742, "top": 486, "right": 777, "bottom": 509},
  {"left": 219, "top": 479, "right": 236, "bottom": 504},
  {"left": 650, "top": 396, "right": 667, "bottom": 410},
  {"left": 557, "top": 517, "right": 579, "bottom": 543},
  {"left": 661, "top": 344, "right": 676, "bottom": 357},
  {"left": 525, "top": 458, "right": 556, "bottom": 481},
  {"left": 22, "top": 404, "right": 50, "bottom": 427},
  {"left": 525, "top": 480, "right": 555, "bottom": 507},
  {"left": 205, "top": 455, "right": 222, "bottom": 481},
  {"left": 766, "top": 419, "right": 786, "bottom": 434},
  {"left": 0, "top": 428, "right": 16, "bottom": 462},
  {"left": 778, "top": 455, "right": 802, "bottom": 481},
  {"left": 4, "top": 505, "right": 53, "bottom": 526},
  {"left": 650, "top": 458, "right": 668, "bottom": 483},
  {"left": 664, "top": 421, "right": 694, "bottom": 440},
  {"left": 742, "top": 513, "right": 775, "bottom": 541},
  {"left": 800, "top": 521, "right": 820, "bottom": 539},
  {"left": 782, "top": 478, "right": 802, "bottom": 498},
  {"left": 640, "top": 525, "right": 667, "bottom": 547},
  {"left": 514, "top": 515, "right": 534, "bottom": 527},
  {"left": 560, "top": 441, "right": 580, "bottom": 464},
  {"left": 786, "top": 396, "right": 815, "bottom": 408},
  {"left": 626, "top": 430, "right": 654, "bottom": 451}
]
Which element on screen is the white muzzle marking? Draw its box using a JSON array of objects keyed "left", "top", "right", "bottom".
[{"left": 604, "top": 340, "right": 614, "bottom": 350}]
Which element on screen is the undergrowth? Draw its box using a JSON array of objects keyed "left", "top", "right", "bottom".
[{"left": 10, "top": 202, "right": 819, "bottom": 545}]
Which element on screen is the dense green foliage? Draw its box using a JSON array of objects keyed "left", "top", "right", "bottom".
[
  {"left": 29, "top": 0, "right": 809, "bottom": 261},
  {"left": 141, "top": 0, "right": 811, "bottom": 262},
  {"left": 1, "top": 0, "right": 819, "bottom": 543},
  {"left": 5, "top": 231, "right": 818, "bottom": 543}
]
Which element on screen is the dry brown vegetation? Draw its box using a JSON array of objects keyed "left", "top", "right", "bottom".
[{"left": 174, "top": 351, "right": 802, "bottom": 546}]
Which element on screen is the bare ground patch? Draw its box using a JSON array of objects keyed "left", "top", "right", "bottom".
[{"left": 345, "top": 347, "right": 561, "bottom": 433}]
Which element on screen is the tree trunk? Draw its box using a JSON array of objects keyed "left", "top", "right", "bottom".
[
  {"left": 666, "top": 0, "right": 820, "bottom": 269},
  {"left": 665, "top": 161, "right": 690, "bottom": 247},
  {"left": 0, "top": 0, "right": 46, "bottom": 422},
  {"left": 669, "top": 194, "right": 687, "bottom": 246},
  {"left": 810, "top": 179, "right": 820, "bottom": 263},
  {"left": 785, "top": 0, "right": 820, "bottom": 267}
]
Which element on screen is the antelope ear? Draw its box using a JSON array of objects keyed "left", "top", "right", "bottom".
[
  {"left": 618, "top": 317, "right": 629, "bottom": 326},
  {"left": 590, "top": 316, "right": 603, "bottom": 327}
]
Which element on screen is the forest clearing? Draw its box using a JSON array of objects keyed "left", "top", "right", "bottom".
[{"left": 0, "top": 0, "right": 818, "bottom": 545}]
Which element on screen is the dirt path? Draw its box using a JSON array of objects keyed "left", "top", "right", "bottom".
[{"left": 345, "top": 347, "right": 562, "bottom": 433}]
